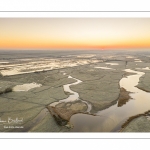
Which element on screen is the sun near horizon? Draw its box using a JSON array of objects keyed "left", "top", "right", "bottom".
[{"left": 0, "top": 18, "right": 150, "bottom": 51}]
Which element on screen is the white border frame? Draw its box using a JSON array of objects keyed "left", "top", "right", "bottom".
[
  {"left": 0, "top": 11, "right": 150, "bottom": 139},
  {"left": 1, "top": 12, "right": 150, "bottom": 18}
]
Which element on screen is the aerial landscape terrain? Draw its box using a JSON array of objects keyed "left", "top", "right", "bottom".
[
  {"left": 1, "top": 18, "right": 150, "bottom": 132},
  {"left": 0, "top": 50, "right": 150, "bottom": 132}
]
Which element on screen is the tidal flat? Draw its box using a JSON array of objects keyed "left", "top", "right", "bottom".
[{"left": 0, "top": 50, "right": 150, "bottom": 132}]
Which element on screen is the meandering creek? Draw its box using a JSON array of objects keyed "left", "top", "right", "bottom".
[
  {"left": 50, "top": 76, "right": 82, "bottom": 107},
  {"left": 18, "top": 74, "right": 91, "bottom": 131},
  {"left": 22, "top": 69, "right": 150, "bottom": 132},
  {"left": 50, "top": 76, "right": 92, "bottom": 112},
  {"left": 69, "top": 69, "right": 150, "bottom": 132}
]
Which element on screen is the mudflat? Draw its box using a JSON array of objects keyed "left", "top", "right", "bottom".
[{"left": 0, "top": 50, "right": 150, "bottom": 132}]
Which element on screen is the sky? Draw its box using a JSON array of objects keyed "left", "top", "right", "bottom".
[{"left": 0, "top": 18, "right": 150, "bottom": 50}]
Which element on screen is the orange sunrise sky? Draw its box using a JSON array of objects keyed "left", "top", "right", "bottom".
[{"left": 0, "top": 18, "right": 150, "bottom": 50}]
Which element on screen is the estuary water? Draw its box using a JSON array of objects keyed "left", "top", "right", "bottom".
[{"left": 70, "top": 69, "right": 150, "bottom": 132}]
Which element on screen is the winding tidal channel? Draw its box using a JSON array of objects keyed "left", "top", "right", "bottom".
[
  {"left": 21, "top": 69, "right": 150, "bottom": 132},
  {"left": 50, "top": 75, "right": 92, "bottom": 111},
  {"left": 69, "top": 69, "right": 150, "bottom": 132}
]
